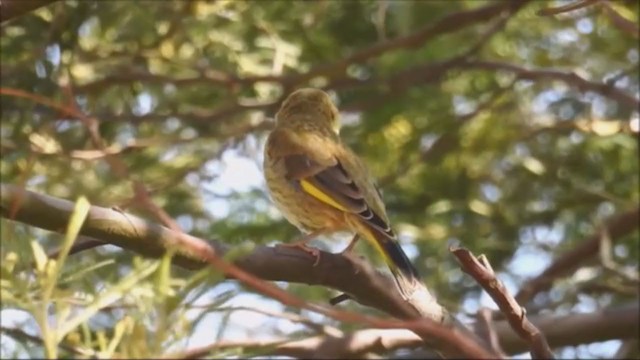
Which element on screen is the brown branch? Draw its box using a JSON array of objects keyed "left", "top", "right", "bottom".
[
  {"left": 324, "top": 52, "right": 632, "bottom": 128},
  {"left": 515, "top": 206, "right": 640, "bottom": 304},
  {"left": 475, "top": 308, "right": 507, "bottom": 358},
  {"left": 4, "top": 184, "right": 637, "bottom": 357},
  {"left": 68, "top": 53, "right": 636, "bottom": 129},
  {"left": 48, "top": 236, "right": 104, "bottom": 259},
  {"left": 0, "top": 184, "right": 412, "bottom": 318},
  {"left": 60, "top": 80, "right": 186, "bottom": 234},
  {"left": 600, "top": 1, "right": 640, "bottom": 39},
  {"left": 68, "top": 3, "right": 525, "bottom": 128},
  {"left": 614, "top": 339, "right": 639, "bottom": 359},
  {"left": 599, "top": 227, "right": 640, "bottom": 284},
  {"left": 171, "top": 303, "right": 640, "bottom": 358},
  {"left": 209, "top": 306, "right": 342, "bottom": 336},
  {"left": 73, "top": 1, "right": 528, "bottom": 94},
  {"left": 538, "top": 0, "right": 640, "bottom": 39},
  {"left": 114, "top": 101, "right": 279, "bottom": 125},
  {"left": 0, "top": 81, "right": 454, "bottom": 333},
  {"left": 260, "top": 0, "right": 528, "bottom": 89},
  {"left": 0, "top": 0, "right": 60, "bottom": 23},
  {"left": 537, "top": 0, "right": 601, "bottom": 16},
  {"left": 2, "top": 86, "right": 466, "bottom": 335},
  {"left": 0, "top": 183, "right": 497, "bottom": 359},
  {"left": 328, "top": 4, "right": 519, "bottom": 98},
  {"left": 169, "top": 330, "right": 424, "bottom": 359},
  {"left": 451, "top": 248, "right": 555, "bottom": 359},
  {"left": 10, "top": 3, "right": 526, "bottom": 131},
  {"left": 462, "top": 60, "right": 639, "bottom": 109},
  {"left": 171, "top": 339, "right": 294, "bottom": 359},
  {"left": 499, "top": 302, "right": 639, "bottom": 353},
  {"left": 2, "top": 137, "right": 169, "bottom": 160}
]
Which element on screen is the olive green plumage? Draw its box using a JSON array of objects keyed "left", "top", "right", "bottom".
[{"left": 263, "top": 88, "right": 420, "bottom": 295}]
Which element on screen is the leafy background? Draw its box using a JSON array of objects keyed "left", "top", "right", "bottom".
[{"left": 1, "top": 0, "right": 638, "bottom": 358}]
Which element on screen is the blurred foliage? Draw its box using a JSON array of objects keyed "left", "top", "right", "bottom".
[{"left": 1, "top": 0, "right": 638, "bottom": 358}]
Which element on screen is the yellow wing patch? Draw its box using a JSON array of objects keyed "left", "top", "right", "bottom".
[
  {"left": 359, "top": 226, "right": 394, "bottom": 268},
  {"left": 300, "top": 180, "right": 349, "bottom": 212},
  {"left": 300, "top": 179, "right": 399, "bottom": 274}
]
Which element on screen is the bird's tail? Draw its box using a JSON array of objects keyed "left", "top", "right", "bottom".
[{"left": 360, "top": 225, "right": 421, "bottom": 298}]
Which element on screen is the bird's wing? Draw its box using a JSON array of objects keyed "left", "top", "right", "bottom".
[
  {"left": 280, "top": 138, "right": 420, "bottom": 283},
  {"left": 269, "top": 128, "right": 390, "bottom": 231},
  {"left": 266, "top": 127, "right": 355, "bottom": 211},
  {"left": 283, "top": 152, "right": 392, "bottom": 236},
  {"left": 268, "top": 127, "right": 420, "bottom": 285}
]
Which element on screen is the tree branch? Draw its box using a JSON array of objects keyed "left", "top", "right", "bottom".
[
  {"left": 451, "top": 248, "right": 555, "bottom": 359},
  {"left": 536, "top": 0, "right": 600, "bottom": 16},
  {"left": 170, "top": 303, "right": 639, "bottom": 358},
  {"left": 0, "top": 183, "right": 415, "bottom": 318},
  {"left": 475, "top": 308, "right": 507, "bottom": 358},
  {"left": 72, "top": 1, "right": 528, "bottom": 94},
  {"left": 0, "top": 0, "right": 60, "bottom": 23},
  {"left": 515, "top": 206, "right": 640, "bottom": 304},
  {"left": 600, "top": 1, "right": 640, "bottom": 39},
  {"left": 461, "top": 60, "right": 639, "bottom": 109},
  {"left": 0, "top": 183, "right": 496, "bottom": 358}
]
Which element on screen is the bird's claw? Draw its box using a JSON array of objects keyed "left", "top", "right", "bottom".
[{"left": 278, "top": 242, "right": 321, "bottom": 266}]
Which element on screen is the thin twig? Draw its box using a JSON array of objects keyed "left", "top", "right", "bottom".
[
  {"left": 1, "top": 0, "right": 61, "bottom": 23},
  {"left": 462, "top": 60, "right": 639, "bottom": 109},
  {"left": 202, "top": 305, "right": 343, "bottom": 336},
  {"left": 0, "top": 326, "right": 96, "bottom": 357},
  {"left": 599, "top": 227, "right": 640, "bottom": 284},
  {"left": 614, "top": 339, "right": 639, "bottom": 359},
  {"left": 537, "top": 0, "right": 601, "bottom": 16},
  {"left": 73, "top": 1, "right": 528, "bottom": 95},
  {"left": 475, "top": 308, "right": 508, "bottom": 358},
  {"left": 451, "top": 247, "right": 555, "bottom": 359},
  {"left": 47, "top": 236, "right": 105, "bottom": 259},
  {"left": 0, "top": 183, "right": 498, "bottom": 359},
  {"left": 167, "top": 303, "right": 640, "bottom": 358},
  {"left": 600, "top": 1, "right": 640, "bottom": 39}
]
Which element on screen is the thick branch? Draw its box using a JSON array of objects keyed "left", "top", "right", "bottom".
[
  {"left": 536, "top": 0, "right": 600, "bottom": 16},
  {"left": 172, "top": 303, "right": 639, "bottom": 358},
  {"left": 600, "top": 1, "right": 640, "bottom": 39},
  {"left": 515, "top": 206, "right": 640, "bottom": 304},
  {"left": 0, "top": 183, "right": 499, "bottom": 358},
  {"left": 0, "top": 0, "right": 60, "bottom": 23},
  {"left": 0, "top": 183, "right": 418, "bottom": 319},
  {"left": 461, "top": 60, "right": 639, "bottom": 109}
]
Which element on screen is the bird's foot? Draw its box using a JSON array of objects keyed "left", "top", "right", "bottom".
[
  {"left": 278, "top": 241, "right": 321, "bottom": 266},
  {"left": 338, "top": 234, "right": 359, "bottom": 255}
]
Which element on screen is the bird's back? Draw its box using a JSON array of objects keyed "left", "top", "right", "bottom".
[
  {"left": 334, "top": 144, "right": 390, "bottom": 225},
  {"left": 263, "top": 126, "right": 346, "bottom": 233}
]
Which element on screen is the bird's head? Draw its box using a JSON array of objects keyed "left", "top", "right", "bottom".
[{"left": 275, "top": 88, "right": 341, "bottom": 135}]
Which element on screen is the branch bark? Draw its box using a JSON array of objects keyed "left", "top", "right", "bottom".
[
  {"left": 72, "top": 0, "right": 528, "bottom": 94},
  {"left": 0, "top": 0, "right": 60, "bottom": 23},
  {"left": 169, "top": 302, "right": 639, "bottom": 358},
  {"left": 461, "top": 60, "right": 639, "bottom": 109},
  {"left": 452, "top": 248, "right": 554, "bottom": 359},
  {"left": 515, "top": 206, "right": 640, "bottom": 304},
  {"left": 0, "top": 183, "right": 417, "bottom": 319},
  {"left": 0, "top": 183, "right": 496, "bottom": 358}
]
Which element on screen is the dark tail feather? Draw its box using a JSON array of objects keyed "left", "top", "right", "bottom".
[{"left": 367, "top": 226, "right": 421, "bottom": 297}]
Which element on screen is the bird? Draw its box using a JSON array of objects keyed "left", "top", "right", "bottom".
[{"left": 263, "top": 88, "right": 421, "bottom": 297}]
